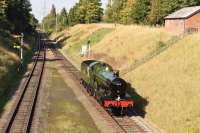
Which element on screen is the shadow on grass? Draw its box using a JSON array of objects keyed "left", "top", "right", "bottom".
[
  {"left": 53, "top": 33, "right": 65, "bottom": 41},
  {"left": 57, "top": 36, "right": 71, "bottom": 44},
  {"left": 126, "top": 83, "right": 149, "bottom": 118},
  {"left": 45, "top": 58, "right": 63, "bottom": 62},
  {"left": 45, "top": 38, "right": 68, "bottom": 49},
  {"left": 50, "top": 34, "right": 71, "bottom": 49}
]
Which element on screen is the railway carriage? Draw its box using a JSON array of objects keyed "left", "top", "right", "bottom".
[{"left": 80, "top": 60, "right": 134, "bottom": 114}]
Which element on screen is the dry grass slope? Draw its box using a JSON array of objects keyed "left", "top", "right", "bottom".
[
  {"left": 124, "top": 34, "right": 200, "bottom": 133},
  {"left": 91, "top": 25, "right": 172, "bottom": 70}
]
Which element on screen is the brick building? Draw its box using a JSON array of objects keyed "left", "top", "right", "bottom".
[{"left": 165, "top": 6, "right": 200, "bottom": 34}]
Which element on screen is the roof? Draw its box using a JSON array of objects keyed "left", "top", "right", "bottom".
[{"left": 165, "top": 6, "right": 200, "bottom": 19}]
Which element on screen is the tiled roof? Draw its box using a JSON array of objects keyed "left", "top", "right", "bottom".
[{"left": 165, "top": 6, "right": 200, "bottom": 19}]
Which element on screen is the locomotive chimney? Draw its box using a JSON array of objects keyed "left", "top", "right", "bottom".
[{"left": 114, "top": 70, "right": 119, "bottom": 77}]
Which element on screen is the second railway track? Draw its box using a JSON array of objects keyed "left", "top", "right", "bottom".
[{"left": 1, "top": 33, "right": 46, "bottom": 133}]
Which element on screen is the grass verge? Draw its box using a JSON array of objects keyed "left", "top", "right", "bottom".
[{"left": 45, "top": 62, "right": 100, "bottom": 133}]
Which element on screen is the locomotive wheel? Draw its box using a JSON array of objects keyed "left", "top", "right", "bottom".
[
  {"left": 99, "top": 97, "right": 103, "bottom": 106},
  {"left": 80, "top": 79, "right": 83, "bottom": 85},
  {"left": 106, "top": 108, "right": 112, "bottom": 116},
  {"left": 87, "top": 86, "right": 92, "bottom": 96},
  {"left": 90, "top": 88, "right": 95, "bottom": 97},
  {"left": 90, "top": 90, "right": 94, "bottom": 96},
  {"left": 93, "top": 89, "right": 97, "bottom": 98}
]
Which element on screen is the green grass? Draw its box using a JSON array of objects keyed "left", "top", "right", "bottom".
[
  {"left": 70, "top": 30, "right": 86, "bottom": 43},
  {"left": 45, "top": 62, "right": 100, "bottom": 133},
  {"left": 65, "top": 28, "right": 114, "bottom": 64}
]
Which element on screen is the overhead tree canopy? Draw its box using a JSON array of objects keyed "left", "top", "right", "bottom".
[
  {"left": 0, "top": 0, "right": 8, "bottom": 29},
  {"left": 0, "top": 0, "right": 38, "bottom": 34},
  {"left": 6, "top": 0, "right": 33, "bottom": 33}
]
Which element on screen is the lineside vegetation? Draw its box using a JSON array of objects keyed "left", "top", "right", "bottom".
[{"left": 0, "top": 0, "right": 38, "bottom": 115}]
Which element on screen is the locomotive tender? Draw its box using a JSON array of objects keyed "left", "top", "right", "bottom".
[{"left": 80, "top": 60, "right": 134, "bottom": 110}]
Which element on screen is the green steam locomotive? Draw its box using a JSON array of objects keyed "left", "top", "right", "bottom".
[{"left": 80, "top": 60, "right": 134, "bottom": 112}]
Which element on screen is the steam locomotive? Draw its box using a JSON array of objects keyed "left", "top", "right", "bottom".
[{"left": 80, "top": 60, "right": 134, "bottom": 113}]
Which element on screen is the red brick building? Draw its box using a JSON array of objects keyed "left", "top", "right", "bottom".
[{"left": 165, "top": 6, "right": 200, "bottom": 34}]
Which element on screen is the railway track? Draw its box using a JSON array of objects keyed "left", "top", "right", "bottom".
[
  {"left": 1, "top": 33, "right": 46, "bottom": 133},
  {"left": 48, "top": 40, "right": 161, "bottom": 133}
]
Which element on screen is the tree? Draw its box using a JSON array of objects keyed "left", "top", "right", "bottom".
[
  {"left": 103, "top": 0, "right": 113, "bottom": 22},
  {"left": 132, "top": 0, "right": 151, "bottom": 24},
  {"left": 42, "top": 4, "right": 57, "bottom": 32},
  {"left": 120, "top": 0, "right": 134, "bottom": 24},
  {"left": 58, "top": 8, "right": 68, "bottom": 30},
  {"left": 77, "top": 0, "right": 87, "bottom": 23},
  {"left": 68, "top": 0, "right": 102, "bottom": 25},
  {"left": 6, "top": 0, "right": 32, "bottom": 33},
  {"left": 0, "top": 0, "right": 8, "bottom": 29},
  {"left": 85, "top": 0, "right": 103, "bottom": 23},
  {"left": 103, "top": 0, "right": 134, "bottom": 24},
  {"left": 148, "top": 0, "right": 163, "bottom": 25},
  {"left": 68, "top": 3, "right": 80, "bottom": 26},
  {"left": 0, "top": 0, "right": 37, "bottom": 33},
  {"left": 111, "top": 0, "right": 124, "bottom": 23},
  {"left": 29, "top": 14, "right": 38, "bottom": 29},
  {"left": 49, "top": 4, "right": 56, "bottom": 18}
]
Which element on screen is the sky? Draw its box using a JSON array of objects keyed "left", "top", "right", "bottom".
[{"left": 30, "top": 0, "right": 107, "bottom": 22}]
